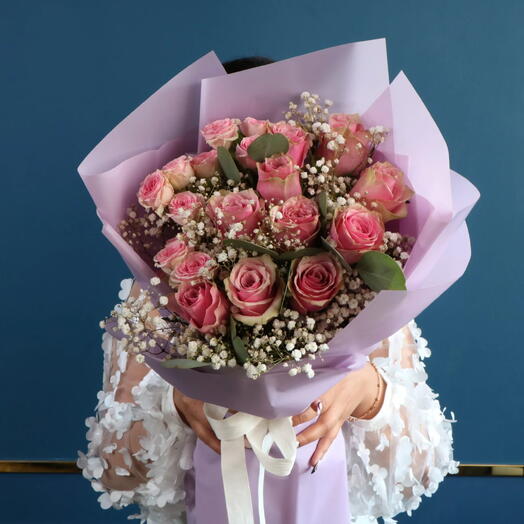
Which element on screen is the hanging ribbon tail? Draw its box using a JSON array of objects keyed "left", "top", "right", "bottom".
[{"left": 204, "top": 403, "right": 298, "bottom": 524}]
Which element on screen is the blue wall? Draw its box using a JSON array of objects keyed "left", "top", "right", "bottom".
[{"left": 1, "top": 0, "right": 522, "bottom": 521}]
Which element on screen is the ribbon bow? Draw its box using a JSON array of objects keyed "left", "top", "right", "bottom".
[{"left": 204, "top": 403, "right": 298, "bottom": 524}]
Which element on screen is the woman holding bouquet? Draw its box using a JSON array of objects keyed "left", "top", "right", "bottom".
[
  {"left": 77, "top": 57, "right": 459, "bottom": 524},
  {"left": 79, "top": 280, "right": 456, "bottom": 524}
]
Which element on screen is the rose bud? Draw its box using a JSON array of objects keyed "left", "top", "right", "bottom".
[
  {"left": 289, "top": 253, "right": 343, "bottom": 313},
  {"left": 137, "top": 170, "right": 174, "bottom": 212},
  {"left": 350, "top": 161, "right": 414, "bottom": 222},
  {"left": 317, "top": 113, "right": 372, "bottom": 175},
  {"left": 167, "top": 191, "right": 205, "bottom": 226},
  {"left": 169, "top": 251, "right": 216, "bottom": 286},
  {"left": 329, "top": 204, "right": 384, "bottom": 263},
  {"left": 153, "top": 238, "right": 188, "bottom": 274},
  {"left": 169, "top": 281, "right": 229, "bottom": 334},
  {"left": 201, "top": 118, "right": 240, "bottom": 149},
  {"left": 162, "top": 154, "right": 194, "bottom": 191},
  {"left": 224, "top": 255, "right": 284, "bottom": 326},
  {"left": 239, "top": 117, "right": 269, "bottom": 137},
  {"left": 270, "top": 121, "right": 311, "bottom": 167},
  {"left": 235, "top": 135, "right": 260, "bottom": 170},
  {"left": 257, "top": 154, "right": 303, "bottom": 202},
  {"left": 206, "top": 189, "right": 264, "bottom": 236},
  {"left": 191, "top": 150, "right": 219, "bottom": 178},
  {"left": 269, "top": 195, "right": 320, "bottom": 248}
]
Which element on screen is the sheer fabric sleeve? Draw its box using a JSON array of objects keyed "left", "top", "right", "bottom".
[
  {"left": 344, "top": 320, "right": 459, "bottom": 524},
  {"left": 76, "top": 279, "right": 196, "bottom": 524}
]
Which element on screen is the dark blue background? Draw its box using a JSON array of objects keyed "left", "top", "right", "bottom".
[{"left": 1, "top": 0, "right": 522, "bottom": 522}]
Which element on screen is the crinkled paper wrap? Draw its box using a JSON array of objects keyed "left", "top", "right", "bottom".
[{"left": 79, "top": 39, "right": 479, "bottom": 418}]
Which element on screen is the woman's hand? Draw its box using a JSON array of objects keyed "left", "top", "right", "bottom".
[
  {"left": 293, "top": 361, "right": 386, "bottom": 469},
  {"left": 172, "top": 358, "right": 387, "bottom": 466},
  {"left": 173, "top": 389, "right": 221, "bottom": 454}
]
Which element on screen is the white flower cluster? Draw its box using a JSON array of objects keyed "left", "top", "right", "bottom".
[
  {"left": 102, "top": 283, "right": 172, "bottom": 363},
  {"left": 284, "top": 91, "right": 331, "bottom": 127}
]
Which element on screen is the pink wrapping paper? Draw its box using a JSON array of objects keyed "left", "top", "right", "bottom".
[{"left": 78, "top": 39, "right": 480, "bottom": 418}]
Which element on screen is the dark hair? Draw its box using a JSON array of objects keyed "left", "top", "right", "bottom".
[{"left": 222, "top": 56, "right": 275, "bottom": 74}]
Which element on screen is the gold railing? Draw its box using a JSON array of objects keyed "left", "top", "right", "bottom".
[{"left": 0, "top": 461, "right": 523, "bottom": 476}]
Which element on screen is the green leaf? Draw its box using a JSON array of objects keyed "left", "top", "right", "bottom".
[
  {"left": 317, "top": 191, "right": 328, "bottom": 219},
  {"left": 160, "top": 358, "right": 211, "bottom": 369},
  {"left": 223, "top": 238, "right": 279, "bottom": 258},
  {"left": 278, "top": 247, "right": 325, "bottom": 261},
  {"left": 217, "top": 146, "right": 241, "bottom": 183},
  {"left": 356, "top": 251, "right": 407, "bottom": 291},
  {"left": 229, "top": 315, "right": 237, "bottom": 339},
  {"left": 247, "top": 133, "right": 289, "bottom": 162},
  {"left": 229, "top": 317, "right": 249, "bottom": 364},
  {"left": 232, "top": 336, "right": 249, "bottom": 364},
  {"left": 320, "top": 237, "right": 352, "bottom": 273}
]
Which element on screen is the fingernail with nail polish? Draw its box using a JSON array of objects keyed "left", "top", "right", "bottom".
[{"left": 311, "top": 463, "right": 318, "bottom": 474}]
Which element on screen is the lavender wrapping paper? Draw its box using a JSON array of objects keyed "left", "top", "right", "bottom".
[
  {"left": 78, "top": 39, "right": 479, "bottom": 523},
  {"left": 78, "top": 38, "right": 479, "bottom": 418}
]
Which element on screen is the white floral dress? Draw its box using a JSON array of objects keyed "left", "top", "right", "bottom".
[{"left": 77, "top": 280, "right": 459, "bottom": 524}]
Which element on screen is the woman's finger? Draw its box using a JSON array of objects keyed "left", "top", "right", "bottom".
[
  {"left": 296, "top": 413, "right": 334, "bottom": 447},
  {"left": 291, "top": 405, "right": 318, "bottom": 426},
  {"left": 310, "top": 430, "right": 339, "bottom": 468}
]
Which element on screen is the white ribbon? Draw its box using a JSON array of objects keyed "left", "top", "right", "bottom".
[{"left": 204, "top": 403, "right": 298, "bottom": 524}]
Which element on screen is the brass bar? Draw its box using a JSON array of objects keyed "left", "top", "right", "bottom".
[
  {"left": 455, "top": 464, "right": 524, "bottom": 477},
  {"left": 0, "top": 461, "right": 523, "bottom": 476},
  {"left": 0, "top": 461, "right": 80, "bottom": 474}
]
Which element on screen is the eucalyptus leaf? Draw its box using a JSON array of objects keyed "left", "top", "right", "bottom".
[
  {"left": 223, "top": 238, "right": 279, "bottom": 258},
  {"left": 247, "top": 133, "right": 289, "bottom": 162},
  {"left": 232, "top": 336, "right": 249, "bottom": 364},
  {"left": 229, "top": 316, "right": 237, "bottom": 339},
  {"left": 356, "top": 251, "right": 407, "bottom": 291},
  {"left": 317, "top": 191, "right": 328, "bottom": 219},
  {"left": 278, "top": 247, "right": 326, "bottom": 261},
  {"left": 217, "top": 146, "right": 241, "bottom": 183},
  {"left": 160, "top": 358, "right": 211, "bottom": 369},
  {"left": 320, "top": 237, "right": 352, "bottom": 273}
]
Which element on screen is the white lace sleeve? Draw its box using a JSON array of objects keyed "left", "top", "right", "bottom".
[
  {"left": 77, "top": 279, "right": 196, "bottom": 524},
  {"left": 344, "top": 320, "right": 459, "bottom": 524}
]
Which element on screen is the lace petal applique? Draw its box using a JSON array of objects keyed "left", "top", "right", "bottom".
[
  {"left": 77, "top": 329, "right": 196, "bottom": 524},
  {"left": 347, "top": 320, "right": 459, "bottom": 522}
]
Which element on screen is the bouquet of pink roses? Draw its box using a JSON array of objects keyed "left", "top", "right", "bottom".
[
  {"left": 79, "top": 39, "right": 479, "bottom": 418},
  {"left": 110, "top": 94, "right": 415, "bottom": 380}
]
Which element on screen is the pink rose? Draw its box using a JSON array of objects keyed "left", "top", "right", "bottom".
[
  {"left": 153, "top": 238, "right": 188, "bottom": 274},
  {"left": 289, "top": 253, "right": 343, "bottom": 314},
  {"left": 235, "top": 135, "right": 260, "bottom": 170},
  {"left": 206, "top": 189, "right": 263, "bottom": 236},
  {"left": 137, "top": 170, "right": 175, "bottom": 211},
  {"left": 329, "top": 204, "right": 384, "bottom": 263},
  {"left": 169, "top": 251, "right": 216, "bottom": 286},
  {"left": 257, "top": 154, "right": 303, "bottom": 202},
  {"left": 270, "top": 121, "right": 311, "bottom": 167},
  {"left": 201, "top": 118, "right": 240, "bottom": 149},
  {"left": 167, "top": 191, "right": 205, "bottom": 226},
  {"left": 162, "top": 155, "right": 194, "bottom": 191},
  {"left": 269, "top": 196, "right": 320, "bottom": 247},
  {"left": 169, "top": 281, "right": 229, "bottom": 334},
  {"left": 318, "top": 114, "right": 371, "bottom": 175},
  {"left": 350, "top": 162, "right": 414, "bottom": 222},
  {"left": 239, "top": 117, "right": 269, "bottom": 136},
  {"left": 191, "top": 150, "right": 219, "bottom": 178},
  {"left": 224, "top": 255, "right": 284, "bottom": 326}
]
